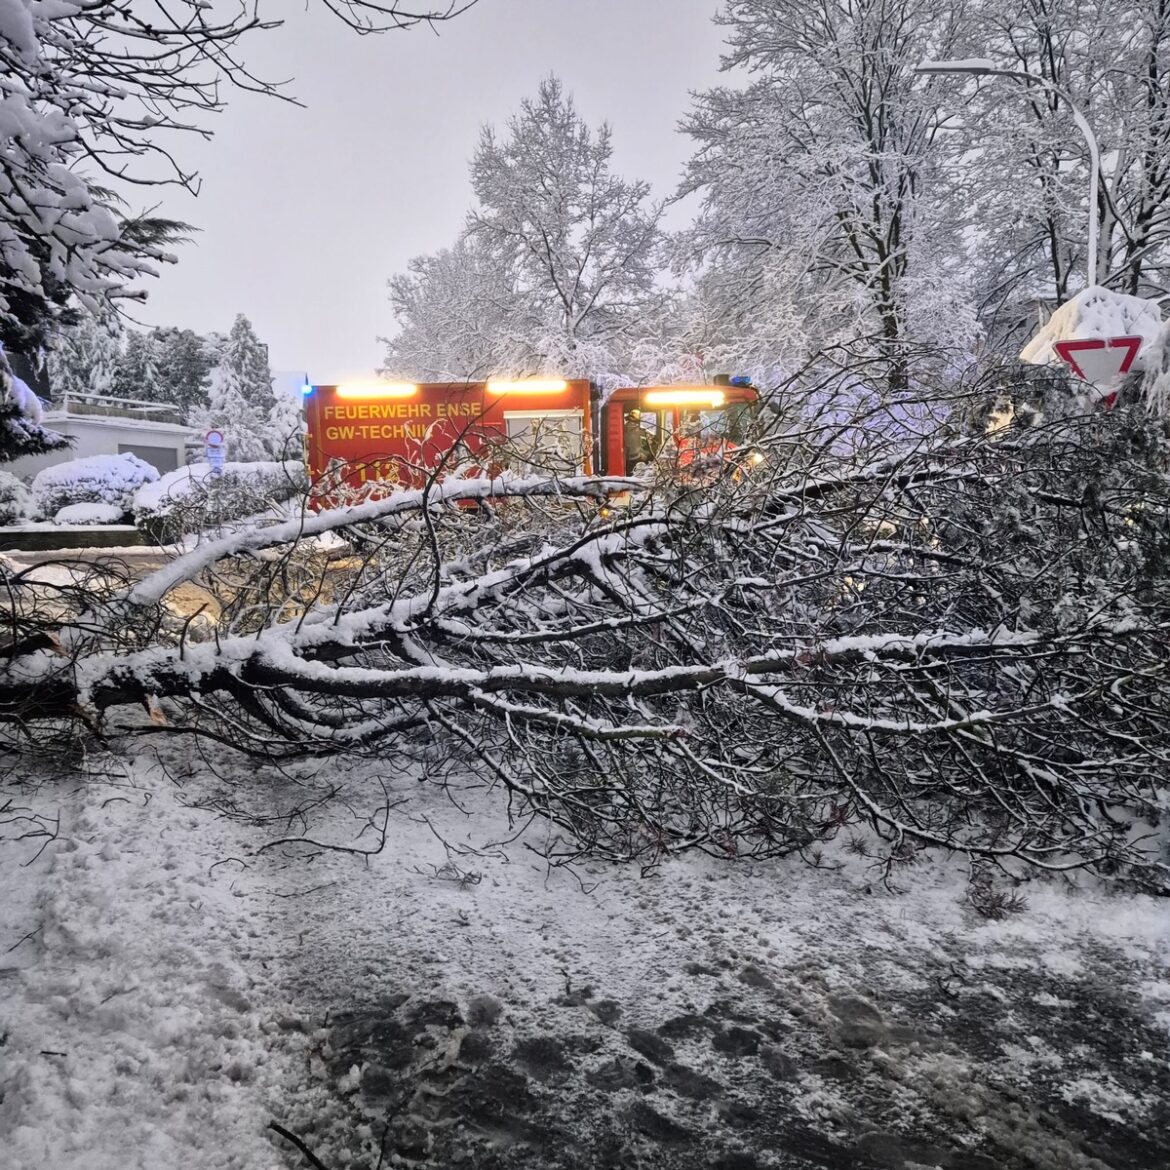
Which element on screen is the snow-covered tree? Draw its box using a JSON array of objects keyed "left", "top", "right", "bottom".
[
  {"left": 463, "top": 75, "right": 667, "bottom": 382},
  {"left": 111, "top": 331, "right": 164, "bottom": 403},
  {"left": 0, "top": 3, "right": 477, "bottom": 377},
  {"left": 150, "top": 327, "right": 216, "bottom": 418},
  {"left": 0, "top": 6, "right": 155, "bottom": 354},
  {"left": 222, "top": 315, "right": 275, "bottom": 417},
  {"left": 48, "top": 311, "right": 122, "bottom": 402},
  {"left": 678, "top": 0, "right": 980, "bottom": 387},
  {"left": 1097, "top": 2, "right": 1170, "bottom": 297},
  {"left": 264, "top": 384, "right": 307, "bottom": 462},
  {"left": 381, "top": 237, "right": 527, "bottom": 380},
  {"left": 0, "top": 345, "right": 68, "bottom": 463},
  {"left": 192, "top": 315, "right": 287, "bottom": 461},
  {"left": 924, "top": 1, "right": 1170, "bottom": 349},
  {"left": 3, "top": 386, "right": 1168, "bottom": 889},
  {"left": 52, "top": 316, "right": 218, "bottom": 416}
]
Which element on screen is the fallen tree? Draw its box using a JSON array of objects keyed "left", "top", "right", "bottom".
[{"left": 2, "top": 394, "right": 1168, "bottom": 890}]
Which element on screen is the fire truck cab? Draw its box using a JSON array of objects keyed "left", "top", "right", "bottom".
[
  {"left": 599, "top": 377, "right": 759, "bottom": 477},
  {"left": 302, "top": 376, "right": 758, "bottom": 495}
]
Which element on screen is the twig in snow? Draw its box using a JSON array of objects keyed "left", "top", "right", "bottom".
[
  {"left": 268, "top": 1121, "right": 334, "bottom": 1170},
  {"left": 5, "top": 925, "right": 42, "bottom": 953}
]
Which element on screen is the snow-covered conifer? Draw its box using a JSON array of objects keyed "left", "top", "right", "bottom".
[
  {"left": 265, "top": 384, "right": 307, "bottom": 462},
  {"left": 150, "top": 328, "right": 216, "bottom": 419},
  {"left": 112, "top": 331, "right": 164, "bottom": 403},
  {"left": 48, "top": 312, "right": 123, "bottom": 402},
  {"left": 192, "top": 315, "right": 288, "bottom": 461},
  {"left": 0, "top": 345, "right": 69, "bottom": 463}
]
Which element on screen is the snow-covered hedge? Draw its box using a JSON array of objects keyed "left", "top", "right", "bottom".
[
  {"left": 0, "top": 469, "right": 33, "bottom": 525},
  {"left": 32, "top": 453, "right": 159, "bottom": 519},
  {"left": 133, "top": 460, "right": 308, "bottom": 544},
  {"left": 53, "top": 502, "right": 126, "bottom": 526}
]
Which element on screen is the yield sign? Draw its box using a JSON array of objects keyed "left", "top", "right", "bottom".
[{"left": 1052, "top": 336, "right": 1143, "bottom": 386}]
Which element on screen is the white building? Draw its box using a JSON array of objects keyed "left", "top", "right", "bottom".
[{"left": 7, "top": 394, "right": 194, "bottom": 482}]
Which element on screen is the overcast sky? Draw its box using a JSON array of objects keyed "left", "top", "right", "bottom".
[{"left": 134, "top": 0, "right": 730, "bottom": 383}]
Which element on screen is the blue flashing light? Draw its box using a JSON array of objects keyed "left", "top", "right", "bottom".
[
  {"left": 728, "top": 375, "right": 753, "bottom": 388},
  {"left": 302, "top": 383, "right": 314, "bottom": 396}
]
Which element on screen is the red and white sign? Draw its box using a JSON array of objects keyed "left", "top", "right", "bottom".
[
  {"left": 1052, "top": 336, "right": 1143, "bottom": 386},
  {"left": 204, "top": 428, "right": 225, "bottom": 474}
]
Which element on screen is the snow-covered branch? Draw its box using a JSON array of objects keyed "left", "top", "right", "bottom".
[{"left": 3, "top": 403, "right": 1168, "bottom": 888}]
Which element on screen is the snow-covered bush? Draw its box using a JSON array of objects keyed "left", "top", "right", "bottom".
[
  {"left": 0, "top": 469, "right": 33, "bottom": 525},
  {"left": 133, "top": 460, "right": 307, "bottom": 544},
  {"left": 53, "top": 502, "right": 126, "bottom": 526},
  {"left": 32, "top": 453, "right": 159, "bottom": 520}
]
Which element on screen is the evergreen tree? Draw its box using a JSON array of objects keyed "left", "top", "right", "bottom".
[
  {"left": 112, "top": 331, "right": 163, "bottom": 402},
  {"left": 151, "top": 327, "right": 216, "bottom": 419},
  {"left": 1, "top": 345, "right": 69, "bottom": 463},
  {"left": 48, "top": 312, "right": 122, "bottom": 402},
  {"left": 193, "top": 315, "right": 280, "bottom": 461},
  {"left": 222, "top": 314, "right": 275, "bottom": 415},
  {"left": 265, "top": 384, "right": 307, "bottom": 462}
]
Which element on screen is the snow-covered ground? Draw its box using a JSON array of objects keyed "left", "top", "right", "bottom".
[{"left": 2, "top": 747, "right": 1167, "bottom": 1170}]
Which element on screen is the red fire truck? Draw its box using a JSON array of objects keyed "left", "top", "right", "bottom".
[{"left": 302, "top": 376, "right": 759, "bottom": 493}]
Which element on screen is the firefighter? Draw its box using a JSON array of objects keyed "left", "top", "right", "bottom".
[{"left": 624, "top": 409, "right": 653, "bottom": 474}]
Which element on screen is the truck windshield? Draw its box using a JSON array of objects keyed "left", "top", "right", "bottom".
[{"left": 679, "top": 402, "right": 755, "bottom": 443}]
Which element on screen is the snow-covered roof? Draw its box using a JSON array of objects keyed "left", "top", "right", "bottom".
[{"left": 43, "top": 411, "right": 193, "bottom": 435}]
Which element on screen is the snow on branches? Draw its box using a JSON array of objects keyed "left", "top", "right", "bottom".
[
  {"left": 191, "top": 315, "right": 295, "bottom": 461},
  {"left": 383, "top": 75, "right": 667, "bottom": 387},
  {"left": 0, "top": 2, "right": 478, "bottom": 351},
  {"left": 2, "top": 392, "right": 1167, "bottom": 890},
  {"left": 0, "top": 342, "right": 68, "bottom": 462}
]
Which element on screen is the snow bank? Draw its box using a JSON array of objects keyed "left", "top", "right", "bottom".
[
  {"left": 1020, "top": 286, "right": 1164, "bottom": 368},
  {"left": 53, "top": 502, "right": 126, "bottom": 526},
  {"left": 32, "top": 453, "right": 158, "bottom": 518}
]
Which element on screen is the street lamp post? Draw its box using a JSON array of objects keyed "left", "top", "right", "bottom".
[{"left": 916, "top": 58, "right": 1102, "bottom": 288}]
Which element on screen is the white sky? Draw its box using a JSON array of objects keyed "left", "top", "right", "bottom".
[{"left": 133, "top": 0, "right": 730, "bottom": 383}]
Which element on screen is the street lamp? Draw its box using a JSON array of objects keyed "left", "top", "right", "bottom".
[{"left": 916, "top": 58, "right": 1102, "bottom": 288}]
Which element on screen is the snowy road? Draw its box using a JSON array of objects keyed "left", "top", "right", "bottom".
[
  {"left": 0, "top": 754, "right": 306, "bottom": 1170},
  {"left": 2, "top": 748, "right": 1168, "bottom": 1169}
]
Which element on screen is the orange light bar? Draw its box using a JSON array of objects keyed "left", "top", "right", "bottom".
[
  {"left": 486, "top": 378, "right": 569, "bottom": 395},
  {"left": 337, "top": 383, "right": 418, "bottom": 399},
  {"left": 643, "top": 388, "right": 726, "bottom": 408}
]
